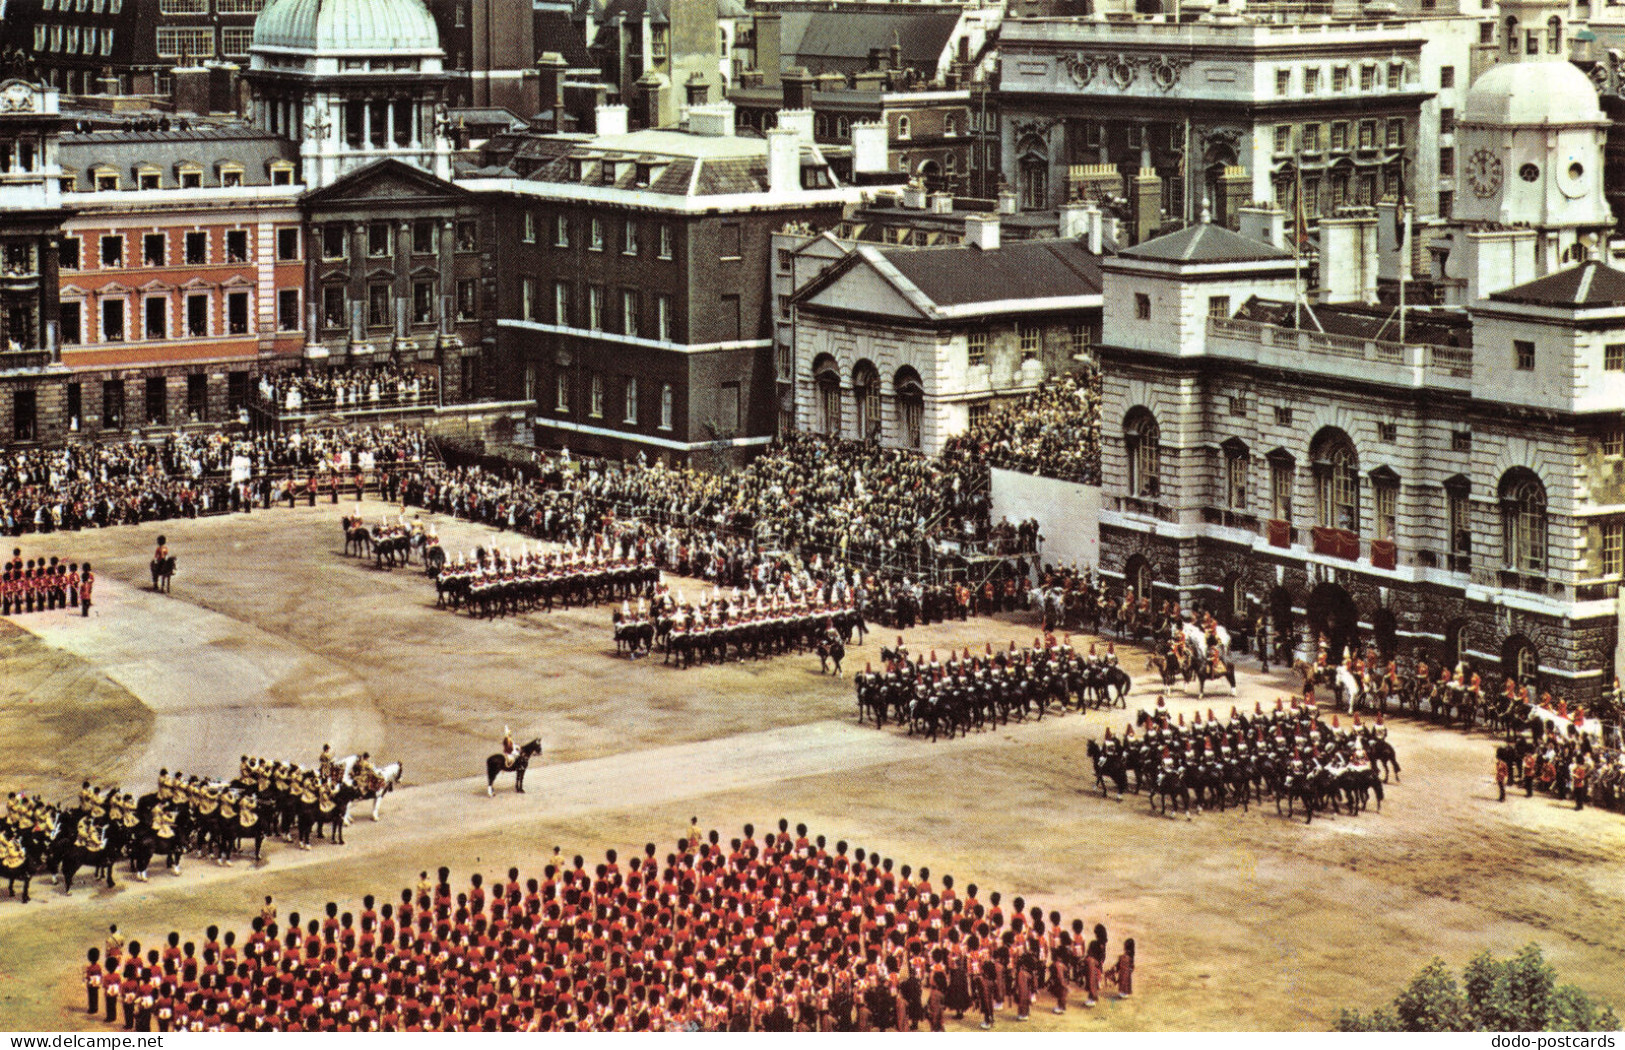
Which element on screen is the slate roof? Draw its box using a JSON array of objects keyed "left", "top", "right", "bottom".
[
  {"left": 534, "top": 9, "right": 592, "bottom": 67},
  {"left": 58, "top": 127, "right": 298, "bottom": 190},
  {"left": 777, "top": 11, "right": 959, "bottom": 73},
  {"left": 1488, "top": 261, "right": 1625, "bottom": 308},
  {"left": 875, "top": 238, "right": 1103, "bottom": 308},
  {"left": 1118, "top": 222, "right": 1291, "bottom": 264},
  {"left": 1235, "top": 296, "right": 1473, "bottom": 348}
]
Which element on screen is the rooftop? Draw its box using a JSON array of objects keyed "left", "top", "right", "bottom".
[
  {"left": 876, "top": 237, "right": 1103, "bottom": 308},
  {"left": 1487, "top": 261, "right": 1625, "bottom": 309},
  {"left": 1118, "top": 222, "right": 1291, "bottom": 265}
]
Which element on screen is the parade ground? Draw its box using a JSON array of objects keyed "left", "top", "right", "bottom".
[{"left": 2, "top": 501, "right": 1623, "bottom": 1030}]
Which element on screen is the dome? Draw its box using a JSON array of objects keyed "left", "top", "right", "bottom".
[
  {"left": 253, "top": 0, "right": 442, "bottom": 53},
  {"left": 1462, "top": 60, "right": 1604, "bottom": 127}
]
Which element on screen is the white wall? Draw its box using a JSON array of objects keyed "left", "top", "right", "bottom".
[{"left": 990, "top": 467, "right": 1102, "bottom": 571}]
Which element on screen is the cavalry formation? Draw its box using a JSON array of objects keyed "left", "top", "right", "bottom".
[
  {"left": 431, "top": 548, "right": 659, "bottom": 619},
  {"left": 854, "top": 638, "right": 1132, "bottom": 741},
  {"left": 1087, "top": 699, "right": 1400, "bottom": 822},
  {"left": 618, "top": 587, "right": 867, "bottom": 668},
  {"left": 0, "top": 752, "right": 402, "bottom": 905}
]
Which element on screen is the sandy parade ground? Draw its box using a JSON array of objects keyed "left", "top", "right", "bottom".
[{"left": 1, "top": 499, "right": 1623, "bottom": 1030}]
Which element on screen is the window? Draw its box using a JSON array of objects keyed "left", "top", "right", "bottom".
[
  {"left": 1019, "top": 323, "right": 1041, "bottom": 361},
  {"left": 660, "top": 384, "right": 673, "bottom": 430},
  {"left": 1604, "top": 428, "right": 1624, "bottom": 458},
  {"left": 622, "top": 290, "right": 639, "bottom": 336},
  {"left": 1452, "top": 430, "right": 1471, "bottom": 452},
  {"left": 1359, "top": 65, "right": 1376, "bottom": 91},
  {"left": 277, "top": 289, "right": 300, "bottom": 331},
  {"left": 966, "top": 329, "right": 987, "bottom": 367},
  {"left": 522, "top": 212, "right": 537, "bottom": 243},
  {"left": 102, "top": 379, "right": 124, "bottom": 429},
  {"left": 1275, "top": 406, "right": 1294, "bottom": 426},
  {"left": 1302, "top": 124, "right": 1321, "bottom": 152},
  {"left": 1071, "top": 323, "right": 1091, "bottom": 359},
  {"left": 590, "top": 373, "right": 604, "bottom": 417},
  {"left": 143, "top": 233, "right": 166, "bottom": 267},
  {"left": 138, "top": 170, "right": 161, "bottom": 191},
  {"left": 457, "top": 221, "right": 478, "bottom": 252},
  {"left": 623, "top": 221, "right": 638, "bottom": 256},
  {"left": 555, "top": 372, "right": 569, "bottom": 413},
  {"left": 1303, "top": 68, "right": 1320, "bottom": 94},
  {"left": 1271, "top": 458, "right": 1294, "bottom": 524},
  {"left": 368, "top": 223, "right": 391, "bottom": 257},
  {"left": 1374, "top": 476, "right": 1398, "bottom": 542},
  {"left": 60, "top": 301, "right": 81, "bottom": 345},
  {"left": 323, "top": 225, "right": 346, "bottom": 260},
  {"left": 589, "top": 218, "right": 604, "bottom": 251},
  {"left": 1501, "top": 471, "right": 1547, "bottom": 572},
  {"left": 521, "top": 278, "right": 536, "bottom": 321},
  {"left": 226, "top": 230, "right": 249, "bottom": 263},
  {"left": 155, "top": 27, "right": 212, "bottom": 57},
  {"left": 1226, "top": 447, "right": 1248, "bottom": 511},
  {"left": 412, "top": 281, "right": 435, "bottom": 325},
  {"left": 623, "top": 377, "right": 638, "bottom": 424},
  {"left": 102, "top": 299, "right": 125, "bottom": 341},
  {"left": 554, "top": 215, "right": 569, "bottom": 248},
  {"left": 457, "top": 280, "right": 477, "bottom": 322},
  {"left": 1330, "top": 122, "right": 1349, "bottom": 151},
  {"left": 1276, "top": 68, "right": 1292, "bottom": 96},
  {"left": 1135, "top": 293, "right": 1151, "bottom": 320},
  {"left": 1274, "top": 124, "right": 1291, "bottom": 153},
  {"left": 815, "top": 360, "right": 841, "bottom": 437},
  {"left": 719, "top": 224, "right": 742, "bottom": 260},
  {"left": 1607, "top": 344, "right": 1625, "bottom": 371},
  {"left": 277, "top": 228, "right": 300, "bottom": 261},
  {"left": 60, "top": 238, "right": 80, "bottom": 270},
  {"left": 1447, "top": 480, "right": 1472, "bottom": 565},
  {"left": 182, "top": 169, "right": 205, "bottom": 192},
  {"left": 1208, "top": 295, "right": 1231, "bottom": 320},
  {"left": 412, "top": 221, "right": 435, "bottom": 256},
  {"left": 1358, "top": 121, "right": 1376, "bottom": 149},
  {"left": 227, "top": 291, "right": 249, "bottom": 335},
  {"left": 1313, "top": 430, "right": 1360, "bottom": 534},
  {"left": 322, "top": 286, "right": 346, "bottom": 329},
  {"left": 1333, "top": 66, "right": 1349, "bottom": 92},
  {"left": 658, "top": 224, "right": 673, "bottom": 260},
  {"left": 1229, "top": 396, "right": 1246, "bottom": 418},
  {"left": 185, "top": 231, "right": 207, "bottom": 265},
  {"left": 554, "top": 282, "right": 569, "bottom": 325},
  {"left": 1126, "top": 411, "right": 1161, "bottom": 499},
  {"left": 656, "top": 295, "right": 672, "bottom": 341},
  {"left": 187, "top": 373, "right": 208, "bottom": 422},
  {"left": 270, "top": 163, "right": 294, "bottom": 186},
  {"left": 1438, "top": 191, "right": 1454, "bottom": 219},
  {"left": 1480, "top": 21, "right": 1495, "bottom": 46},
  {"left": 1440, "top": 147, "right": 1455, "bottom": 178},
  {"left": 368, "top": 284, "right": 391, "bottom": 328},
  {"left": 1515, "top": 339, "right": 1535, "bottom": 370},
  {"left": 100, "top": 235, "right": 123, "bottom": 268},
  {"left": 221, "top": 27, "right": 255, "bottom": 55},
  {"left": 1387, "top": 63, "right": 1404, "bottom": 90},
  {"left": 588, "top": 286, "right": 604, "bottom": 330},
  {"left": 1440, "top": 65, "right": 1455, "bottom": 89},
  {"left": 145, "top": 376, "right": 167, "bottom": 425},
  {"left": 897, "top": 115, "right": 911, "bottom": 140},
  {"left": 1604, "top": 521, "right": 1624, "bottom": 577},
  {"left": 1386, "top": 120, "right": 1405, "bottom": 149},
  {"left": 1441, "top": 108, "right": 1456, "bottom": 134},
  {"left": 144, "top": 295, "right": 168, "bottom": 339}
]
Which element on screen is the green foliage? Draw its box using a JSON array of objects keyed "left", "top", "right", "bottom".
[{"left": 1338, "top": 945, "right": 1617, "bottom": 1033}]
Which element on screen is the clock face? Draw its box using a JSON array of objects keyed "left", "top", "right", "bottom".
[{"left": 1466, "top": 149, "right": 1503, "bottom": 198}]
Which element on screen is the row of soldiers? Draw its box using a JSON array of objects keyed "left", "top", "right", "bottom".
[
  {"left": 1, "top": 551, "right": 94, "bottom": 617},
  {"left": 78, "top": 820, "right": 1138, "bottom": 1032}
]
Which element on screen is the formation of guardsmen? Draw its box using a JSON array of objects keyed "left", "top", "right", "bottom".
[
  {"left": 646, "top": 584, "right": 865, "bottom": 668},
  {"left": 1087, "top": 697, "right": 1400, "bottom": 820},
  {"left": 78, "top": 819, "right": 1138, "bottom": 1032},
  {"left": 855, "top": 637, "right": 1132, "bottom": 742},
  {"left": 432, "top": 544, "right": 660, "bottom": 618},
  {"left": 1, "top": 549, "right": 94, "bottom": 618}
]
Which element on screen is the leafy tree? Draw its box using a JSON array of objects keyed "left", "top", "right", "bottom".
[{"left": 1337, "top": 945, "right": 1617, "bottom": 1033}]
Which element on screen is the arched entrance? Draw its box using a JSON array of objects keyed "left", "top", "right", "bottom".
[
  {"left": 1444, "top": 620, "right": 1469, "bottom": 668},
  {"left": 1306, "top": 582, "right": 1360, "bottom": 664},
  {"left": 1123, "top": 554, "right": 1153, "bottom": 604},
  {"left": 1269, "top": 587, "right": 1295, "bottom": 663},
  {"left": 1502, "top": 634, "right": 1540, "bottom": 689},
  {"left": 1372, "top": 608, "right": 1398, "bottom": 660}
]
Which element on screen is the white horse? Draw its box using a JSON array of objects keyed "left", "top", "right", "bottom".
[
  {"left": 1527, "top": 707, "right": 1603, "bottom": 740},
  {"left": 1332, "top": 665, "right": 1364, "bottom": 713},
  {"left": 337, "top": 755, "right": 405, "bottom": 822},
  {"left": 1181, "top": 622, "right": 1231, "bottom": 664}
]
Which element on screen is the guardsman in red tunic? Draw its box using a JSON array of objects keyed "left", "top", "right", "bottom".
[
  {"left": 85, "top": 948, "right": 103, "bottom": 1015},
  {"left": 1495, "top": 753, "right": 1510, "bottom": 802},
  {"left": 80, "top": 563, "right": 95, "bottom": 617}
]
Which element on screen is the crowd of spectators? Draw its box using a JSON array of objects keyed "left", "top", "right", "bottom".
[
  {"left": 257, "top": 366, "right": 438, "bottom": 416},
  {"left": 82, "top": 821, "right": 1135, "bottom": 1032},
  {"left": 946, "top": 371, "right": 1102, "bottom": 487}
]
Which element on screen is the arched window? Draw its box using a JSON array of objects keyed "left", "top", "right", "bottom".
[
  {"left": 1311, "top": 428, "right": 1360, "bottom": 534},
  {"left": 813, "top": 355, "right": 841, "bottom": 438},
  {"left": 852, "top": 360, "right": 881, "bottom": 443},
  {"left": 1124, "top": 554, "right": 1153, "bottom": 604},
  {"left": 1124, "top": 408, "right": 1161, "bottom": 499},
  {"left": 836, "top": 116, "right": 851, "bottom": 139},
  {"left": 1505, "top": 16, "right": 1519, "bottom": 54},
  {"left": 814, "top": 114, "right": 830, "bottom": 140},
  {"left": 1547, "top": 15, "right": 1563, "bottom": 53},
  {"left": 1503, "top": 634, "right": 1540, "bottom": 687},
  {"left": 897, "top": 115, "right": 911, "bottom": 140},
  {"left": 894, "top": 366, "right": 924, "bottom": 450},
  {"left": 1500, "top": 469, "right": 1547, "bottom": 573},
  {"left": 1017, "top": 134, "right": 1048, "bottom": 210}
]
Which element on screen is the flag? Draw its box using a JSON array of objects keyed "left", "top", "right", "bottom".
[
  {"left": 1293, "top": 162, "right": 1309, "bottom": 253},
  {"left": 1394, "top": 156, "right": 1407, "bottom": 243}
]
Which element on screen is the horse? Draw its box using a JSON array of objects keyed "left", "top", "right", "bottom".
[
  {"left": 150, "top": 554, "right": 176, "bottom": 593},
  {"left": 337, "top": 756, "right": 406, "bottom": 821},
  {"left": 342, "top": 516, "right": 373, "bottom": 557},
  {"left": 612, "top": 614, "right": 654, "bottom": 657},
  {"left": 1331, "top": 666, "right": 1364, "bottom": 713},
  {"left": 487, "top": 739, "right": 542, "bottom": 796},
  {"left": 1086, "top": 740, "right": 1130, "bottom": 800},
  {"left": 1182, "top": 625, "right": 1236, "bottom": 697},
  {"left": 1146, "top": 765, "right": 1191, "bottom": 819},
  {"left": 1367, "top": 738, "right": 1402, "bottom": 782},
  {"left": 816, "top": 635, "right": 846, "bottom": 677}
]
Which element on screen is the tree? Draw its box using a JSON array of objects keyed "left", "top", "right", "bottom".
[{"left": 1337, "top": 945, "right": 1617, "bottom": 1033}]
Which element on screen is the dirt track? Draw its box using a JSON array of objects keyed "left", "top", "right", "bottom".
[{"left": 1, "top": 501, "right": 1622, "bottom": 1031}]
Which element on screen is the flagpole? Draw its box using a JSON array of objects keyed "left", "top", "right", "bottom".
[
  {"left": 1293, "top": 154, "right": 1302, "bottom": 331},
  {"left": 1399, "top": 204, "right": 1410, "bottom": 343}
]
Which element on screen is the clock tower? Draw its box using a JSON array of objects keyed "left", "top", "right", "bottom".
[{"left": 1438, "top": 3, "right": 1614, "bottom": 301}]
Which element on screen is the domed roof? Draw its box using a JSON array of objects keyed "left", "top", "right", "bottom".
[
  {"left": 253, "top": 0, "right": 441, "bottom": 53},
  {"left": 1462, "top": 60, "right": 1604, "bottom": 127}
]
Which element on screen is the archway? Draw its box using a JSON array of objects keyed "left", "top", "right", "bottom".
[
  {"left": 1123, "top": 554, "right": 1153, "bottom": 605},
  {"left": 1502, "top": 634, "right": 1540, "bottom": 689},
  {"left": 1306, "top": 582, "right": 1360, "bottom": 664},
  {"left": 812, "top": 353, "right": 841, "bottom": 438},
  {"left": 852, "top": 360, "right": 880, "bottom": 443},
  {"left": 1372, "top": 608, "right": 1398, "bottom": 660},
  {"left": 893, "top": 366, "right": 924, "bottom": 450},
  {"left": 1444, "top": 619, "right": 1469, "bottom": 668}
]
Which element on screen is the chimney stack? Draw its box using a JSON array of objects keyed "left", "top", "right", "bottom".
[
  {"left": 767, "top": 127, "right": 801, "bottom": 194},
  {"left": 595, "top": 103, "right": 629, "bottom": 136},
  {"left": 965, "top": 215, "right": 1001, "bottom": 251}
]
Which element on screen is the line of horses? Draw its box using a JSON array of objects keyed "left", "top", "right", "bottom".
[
  {"left": 341, "top": 516, "right": 428, "bottom": 571},
  {"left": 437, "top": 562, "right": 659, "bottom": 619},
  {"left": 854, "top": 657, "right": 1131, "bottom": 742},
  {"left": 626, "top": 607, "right": 868, "bottom": 668}
]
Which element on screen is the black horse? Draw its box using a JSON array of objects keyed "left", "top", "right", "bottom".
[
  {"left": 151, "top": 555, "right": 176, "bottom": 593},
  {"left": 1086, "top": 740, "right": 1130, "bottom": 800},
  {"left": 487, "top": 739, "right": 542, "bottom": 796}
]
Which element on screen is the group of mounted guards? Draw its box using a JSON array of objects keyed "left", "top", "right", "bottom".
[
  {"left": 618, "top": 587, "right": 868, "bottom": 668},
  {"left": 1086, "top": 698, "right": 1401, "bottom": 823},
  {"left": 854, "top": 636, "right": 1133, "bottom": 742},
  {"left": 434, "top": 547, "right": 660, "bottom": 619},
  {"left": 0, "top": 751, "right": 399, "bottom": 905},
  {"left": 341, "top": 512, "right": 435, "bottom": 571}
]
